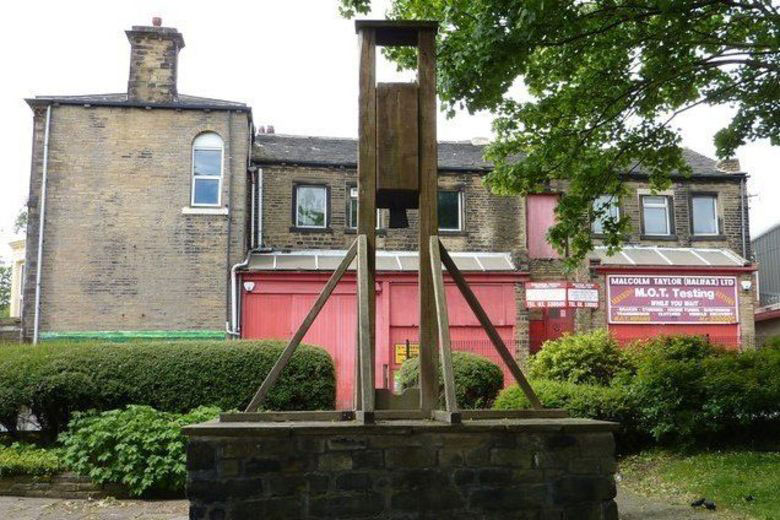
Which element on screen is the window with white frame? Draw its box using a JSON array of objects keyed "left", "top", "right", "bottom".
[
  {"left": 438, "top": 190, "right": 463, "bottom": 232},
  {"left": 641, "top": 195, "right": 672, "bottom": 236},
  {"left": 591, "top": 195, "right": 620, "bottom": 234},
  {"left": 191, "top": 132, "right": 223, "bottom": 206},
  {"left": 295, "top": 184, "right": 328, "bottom": 228},
  {"left": 347, "top": 185, "right": 382, "bottom": 229},
  {"left": 692, "top": 194, "right": 719, "bottom": 236}
]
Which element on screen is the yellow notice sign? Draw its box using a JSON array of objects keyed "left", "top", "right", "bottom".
[{"left": 394, "top": 343, "right": 420, "bottom": 365}]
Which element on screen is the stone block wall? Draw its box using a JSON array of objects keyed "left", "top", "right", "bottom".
[
  {"left": 259, "top": 164, "right": 522, "bottom": 254},
  {"left": 186, "top": 421, "right": 618, "bottom": 520},
  {"left": 22, "top": 104, "right": 251, "bottom": 337}
]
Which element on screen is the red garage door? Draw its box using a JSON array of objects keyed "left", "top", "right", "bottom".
[{"left": 241, "top": 272, "right": 523, "bottom": 409}]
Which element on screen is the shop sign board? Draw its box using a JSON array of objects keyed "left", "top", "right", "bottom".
[
  {"left": 525, "top": 282, "right": 599, "bottom": 309},
  {"left": 607, "top": 275, "right": 738, "bottom": 324}
]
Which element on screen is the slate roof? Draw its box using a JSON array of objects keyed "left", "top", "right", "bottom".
[
  {"left": 253, "top": 134, "right": 741, "bottom": 177},
  {"left": 253, "top": 134, "right": 495, "bottom": 172},
  {"left": 26, "top": 93, "right": 248, "bottom": 111}
]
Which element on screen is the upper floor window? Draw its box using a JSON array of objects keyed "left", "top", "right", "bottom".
[
  {"left": 527, "top": 194, "right": 560, "bottom": 259},
  {"left": 294, "top": 184, "right": 328, "bottom": 229},
  {"left": 438, "top": 190, "right": 463, "bottom": 232},
  {"left": 591, "top": 195, "right": 620, "bottom": 235},
  {"left": 641, "top": 195, "right": 672, "bottom": 236},
  {"left": 191, "top": 133, "right": 223, "bottom": 207},
  {"left": 692, "top": 194, "right": 719, "bottom": 236},
  {"left": 347, "top": 186, "right": 382, "bottom": 230}
]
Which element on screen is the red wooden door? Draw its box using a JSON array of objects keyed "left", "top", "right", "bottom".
[
  {"left": 529, "top": 308, "right": 574, "bottom": 353},
  {"left": 527, "top": 194, "right": 560, "bottom": 259}
]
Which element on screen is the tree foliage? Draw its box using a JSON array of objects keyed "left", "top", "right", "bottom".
[
  {"left": 0, "top": 264, "right": 11, "bottom": 310},
  {"left": 14, "top": 208, "right": 27, "bottom": 235},
  {"left": 340, "top": 0, "right": 780, "bottom": 265}
]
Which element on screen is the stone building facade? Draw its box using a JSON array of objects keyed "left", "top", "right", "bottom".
[
  {"left": 250, "top": 134, "right": 755, "bottom": 348},
  {"left": 22, "top": 21, "right": 252, "bottom": 341},
  {"left": 20, "top": 20, "right": 755, "bottom": 360}
]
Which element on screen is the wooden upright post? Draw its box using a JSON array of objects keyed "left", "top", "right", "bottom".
[
  {"left": 357, "top": 27, "right": 377, "bottom": 406},
  {"left": 417, "top": 29, "right": 439, "bottom": 413}
]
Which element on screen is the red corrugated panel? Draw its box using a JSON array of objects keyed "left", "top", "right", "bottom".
[{"left": 241, "top": 271, "right": 525, "bottom": 409}]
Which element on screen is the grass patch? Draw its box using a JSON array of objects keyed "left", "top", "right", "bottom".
[
  {"left": 0, "top": 443, "right": 64, "bottom": 477},
  {"left": 620, "top": 449, "right": 780, "bottom": 520}
]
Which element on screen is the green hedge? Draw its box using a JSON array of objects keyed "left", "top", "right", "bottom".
[
  {"left": 60, "top": 405, "right": 219, "bottom": 497},
  {"left": 529, "top": 329, "right": 628, "bottom": 385},
  {"left": 396, "top": 351, "right": 504, "bottom": 409},
  {"left": 0, "top": 340, "right": 336, "bottom": 438},
  {"left": 0, "top": 443, "right": 64, "bottom": 477},
  {"left": 496, "top": 335, "right": 780, "bottom": 449}
]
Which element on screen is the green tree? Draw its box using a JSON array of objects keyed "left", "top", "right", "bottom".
[
  {"left": 0, "top": 264, "right": 11, "bottom": 311},
  {"left": 340, "top": 0, "right": 780, "bottom": 266},
  {"left": 13, "top": 209, "right": 27, "bottom": 235}
]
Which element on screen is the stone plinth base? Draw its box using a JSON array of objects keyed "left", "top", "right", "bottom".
[{"left": 184, "top": 418, "right": 618, "bottom": 519}]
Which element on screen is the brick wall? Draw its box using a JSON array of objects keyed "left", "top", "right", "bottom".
[
  {"left": 259, "top": 164, "right": 522, "bottom": 254},
  {"left": 22, "top": 104, "right": 250, "bottom": 338}
]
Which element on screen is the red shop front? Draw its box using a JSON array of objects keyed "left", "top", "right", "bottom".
[
  {"left": 240, "top": 251, "right": 527, "bottom": 408},
  {"left": 589, "top": 250, "right": 756, "bottom": 348}
]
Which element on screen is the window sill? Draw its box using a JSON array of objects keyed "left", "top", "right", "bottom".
[
  {"left": 690, "top": 234, "right": 727, "bottom": 241},
  {"left": 439, "top": 229, "right": 467, "bottom": 236},
  {"left": 289, "top": 226, "right": 333, "bottom": 234},
  {"left": 182, "top": 207, "right": 229, "bottom": 216},
  {"left": 640, "top": 234, "right": 678, "bottom": 241},
  {"left": 345, "top": 228, "right": 387, "bottom": 236}
]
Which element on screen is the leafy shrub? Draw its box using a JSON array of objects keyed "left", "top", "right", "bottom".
[
  {"left": 0, "top": 340, "right": 336, "bottom": 438},
  {"left": 497, "top": 333, "right": 780, "bottom": 450},
  {"left": 0, "top": 443, "right": 64, "bottom": 477},
  {"left": 626, "top": 343, "right": 780, "bottom": 445},
  {"left": 494, "top": 379, "right": 644, "bottom": 450},
  {"left": 396, "top": 352, "right": 504, "bottom": 409},
  {"left": 60, "top": 405, "right": 219, "bottom": 497},
  {"left": 529, "top": 329, "right": 627, "bottom": 385}
]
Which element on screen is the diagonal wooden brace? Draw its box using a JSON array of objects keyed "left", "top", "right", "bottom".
[
  {"left": 429, "top": 236, "right": 458, "bottom": 413},
  {"left": 244, "top": 239, "right": 359, "bottom": 413},
  {"left": 437, "top": 239, "right": 543, "bottom": 409}
]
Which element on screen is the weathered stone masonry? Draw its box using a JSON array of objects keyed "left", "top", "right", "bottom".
[
  {"left": 22, "top": 21, "right": 253, "bottom": 339},
  {"left": 185, "top": 420, "right": 619, "bottom": 520}
]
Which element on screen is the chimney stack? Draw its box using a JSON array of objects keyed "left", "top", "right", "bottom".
[
  {"left": 126, "top": 18, "right": 185, "bottom": 103},
  {"left": 716, "top": 158, "right": 741, "bottom": 173}
]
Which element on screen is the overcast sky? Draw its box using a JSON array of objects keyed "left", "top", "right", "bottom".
[{"left": 1, "top": 0, "right": 779, "bottom": 260}]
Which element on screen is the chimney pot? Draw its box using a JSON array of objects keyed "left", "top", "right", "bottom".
[
  {"left": 266, "top": 125, "right": 275, "bottom": 134},
  {"left": 152, "top": 17, "right": 162, "bottom": 27}
]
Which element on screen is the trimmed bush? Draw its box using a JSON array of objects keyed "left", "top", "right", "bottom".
[
  {"left": 625, "top": 341, "right": 780, "bottom": 445},
  {"left": 494, "top": 379, "right": 644, "bottom": 449},
  {"left": 0, "top": 443, "right": 64, "bottom": 477},
  {"left": 529, "top": 329, "right": 627, "bottom": 385},
  {"left": 499, "top": 334, "right": 780, "bottom": 450},
  {"left": 0, "top": 340, "right": 336, "bottom": 438},
  {"left": 396, "top": 351, "right": 504, "bottom": 409},
  {"left": 60, "top": 405, "right": 219, "bottom": 497}
]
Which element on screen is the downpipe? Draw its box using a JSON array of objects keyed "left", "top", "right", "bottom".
[
  {"left": 33, "top": 105, "right": 52, "bottom": 345},
  {"left": 226, "top": 252, "right": 252, "bottom": 337}
]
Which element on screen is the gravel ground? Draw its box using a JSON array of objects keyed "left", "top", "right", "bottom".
[{"left": 0, "top": 487, "right": 730, "bottom": 519}]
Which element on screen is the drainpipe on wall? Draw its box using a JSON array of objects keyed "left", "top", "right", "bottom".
[
  {"left": 740, "top": 176, "right": 748, "bottom": 259},
  {"left": 226, "top": 252, "right": 252, "bottom": 337},
  {"left": 224, "top": 112, "right": 235, "bottom": 336},
  {"left": 32, "top": 105, "right": 52, "bottom": 345}
]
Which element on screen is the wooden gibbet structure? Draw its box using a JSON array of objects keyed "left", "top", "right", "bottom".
[{"left": 234, "top": 20, "right": 560, "bottom": 425}]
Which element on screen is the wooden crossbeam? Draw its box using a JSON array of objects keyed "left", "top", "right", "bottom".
[
  {"left": 244, "top": 239, "right": 359, "bottom": 413},
  {"left": 429, "top": 236, "right": 458, "bottom": 413},
  {"left": 437, "top": 240, "right": 543, "bottom": 409},
  {"left": 357, "top": 235, "right": 375, "bottom": 415}
]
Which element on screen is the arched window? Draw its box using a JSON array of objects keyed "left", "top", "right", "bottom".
[{"left": 191, "top": 132, "right": 223, "bottom": 206}]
